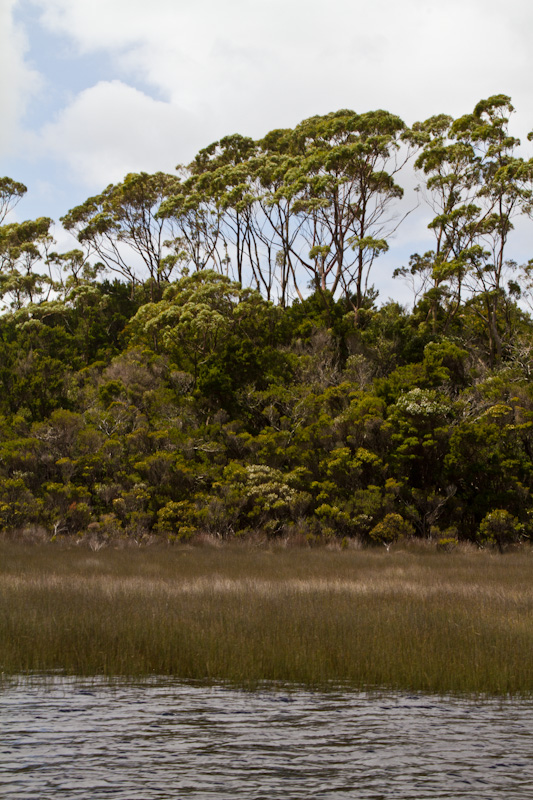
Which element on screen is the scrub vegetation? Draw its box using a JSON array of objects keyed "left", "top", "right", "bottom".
[
  {"left": 2, "top": 94, "right": 533, "bottom": 547},
  {"left": 2, "top": 542, "right": 533, "bottom": 693}
]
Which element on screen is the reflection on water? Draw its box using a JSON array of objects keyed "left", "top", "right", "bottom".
[{"left": 2, "top": 678, "right": 533, "bottom": 799}]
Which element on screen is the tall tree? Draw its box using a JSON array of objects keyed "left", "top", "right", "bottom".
[
  {"left": 406, "top": 96, "right": 533, "bottom": 360},
  {"left": 187, "top": 134, "right": 259, "bottom": 288},
  {"left": 0, "top": 177, "right": 27, "bottom": 224},
  {"left": 0, "top": 216, "right": 54, "bottom": 309},
  {"left": 61, "top": 172, "right": 181, "bottom": 299},
  {"left": 275, "top": 110, "right": 408, "bottom": 316},
  {"left": 454, "top": 96, "right": 533, "bottom": 361}
]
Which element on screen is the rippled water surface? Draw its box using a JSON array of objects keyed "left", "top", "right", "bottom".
[{"left": 2, "top": 678, "right": 533, "bottom": 799}]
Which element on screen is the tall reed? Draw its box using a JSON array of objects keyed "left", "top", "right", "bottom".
[{"left": 2, "top": 542, "right": 533, "bottom": 694}]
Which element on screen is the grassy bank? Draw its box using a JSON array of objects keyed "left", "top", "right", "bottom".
[{"left": 1, "top": 541, "right": 533, "bottom": 694}]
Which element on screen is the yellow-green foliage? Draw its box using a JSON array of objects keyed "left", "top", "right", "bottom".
[
  {"left": 477, "top": 509, "right": 523, "bottom": 552},
  {"left": 369, "top": 512, "right": 414, "bottom": 546}
]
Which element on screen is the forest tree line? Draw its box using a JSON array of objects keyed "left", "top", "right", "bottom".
[{"left": 1, "top": 94, "right": 533, "bottom": 548}]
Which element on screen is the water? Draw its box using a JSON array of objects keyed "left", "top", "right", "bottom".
[{"left": 2, "top": 679, "right": 533, "bottom": 799}]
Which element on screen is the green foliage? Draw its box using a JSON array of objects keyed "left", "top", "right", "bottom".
[
  {"left": 0, "top": 478, "right": 40, "bottom": 531},
  {"left": 61, "top": 171, "right": 181, "bottom": 296},
  {"left": 436, "top": 536, "right": 459, "bottom": 553},
  {"left": 0, "top": 176, "right": 27, "bottom": 223},
  {"left": 369, "top": 513, "right": 415, "bottom": 548},
  {"left": 156, "top": 500, "right": 198, "bottom": 540},
  {"left": 0, "top": 254, "right": 532, "bottom": 543},
  {"left": 476, "top": 509, "right": 524, "bottom": 552},
  {"left": 2, "top": 96, "right": 533, "bottom": 543}
]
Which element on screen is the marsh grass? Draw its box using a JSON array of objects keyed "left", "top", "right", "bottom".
[{"left": 2, "top": 541, "right": 533, "bottom": 694}]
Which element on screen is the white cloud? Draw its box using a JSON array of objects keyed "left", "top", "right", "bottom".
[
  {"left": 20, "top": 0, "right": 533, "bottom": 157},
  {"left": 11, "top": 0, "right": 533, "bottom": 272},
  {"left": 0, "top": 0, "right": 41, "bottom": 157},
  {"left": 39, "top": 80, "right": 199, "bottom": 189},
  {"left": 27, "top": 0, "right": 533, "bottom": 136}
]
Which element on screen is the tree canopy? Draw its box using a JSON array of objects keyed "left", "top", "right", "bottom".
[{"left": 2, "top": 96, "right": 533, "bottom": 548}]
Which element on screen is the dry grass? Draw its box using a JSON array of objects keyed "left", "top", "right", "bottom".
[{"left": 2, "top": 541, "right": 533, "bottom": 694}]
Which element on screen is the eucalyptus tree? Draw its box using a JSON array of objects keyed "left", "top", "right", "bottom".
[
  {"left": 61, "top": 172, "right": 181, "bottom": 299},
  {"left": 407, "top": 96, "right": 533, "bottom": 359},
  {"left": 397, "top": 112, "right": 479, "bottom": 330},
  {"left": 453, "top": 96, "right": 533, "bottom": 360},
  {"left": 0, "top": 177, "right": 27, "bottom": 224},
  {"left": 0, "top": 178, "right": 55, "bottom": 309},
  {"left": 0, "top": 216, "right": 54, "bottom": 309},
  {"left": 270, "top": 109, "right": 408, "bottom": 316},
  {"left": 157, "top": 171, "right": 226, "bottom": 279},
  {"left": 159, "top": 135, "right": 264, "bottom": 291},
  {"left": 156, "top": 112, "right": 409, "bottom": 310},
  {"left": 161, "top": 132, "right": 303, "bottom": 304},
  {"left": 187, "top": 134, "right": 259, "bottom": 287},
  {"left": 165, "top": 134, "right": 302, "bottom": 304},
  {"left": 254, "top": 128, "right": 311, "bottom": 305}
]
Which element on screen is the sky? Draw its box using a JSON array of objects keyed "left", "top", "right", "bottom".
[{"left": 2, "top": 0, "right": 533, "bottom": 302}]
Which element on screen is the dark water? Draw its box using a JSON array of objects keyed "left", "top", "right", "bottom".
[{"left": 2, "top": 678, "right": 533, "bottom": 799}]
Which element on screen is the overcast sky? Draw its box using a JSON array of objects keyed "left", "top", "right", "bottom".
[{"left": 2, "top": 0, "right": 533, "bottom": 301}]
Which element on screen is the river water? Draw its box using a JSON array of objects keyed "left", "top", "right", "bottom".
[{"left": 2, "top": 678, "right": 533, "bottom": 799}]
